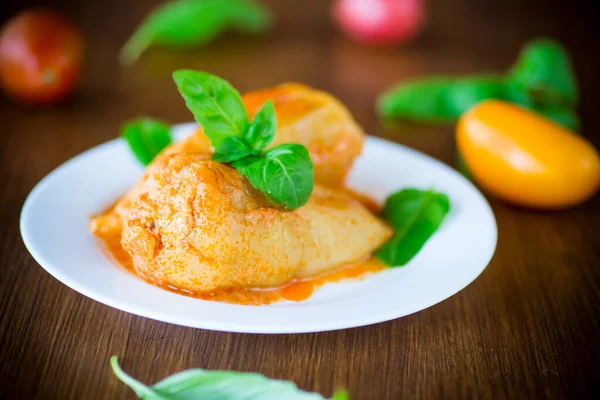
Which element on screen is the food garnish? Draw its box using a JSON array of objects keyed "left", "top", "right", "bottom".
[
  {"left": 111, "top": 356, "right": 349, "bottom": 399},
  {"left": 121, "top": 118, "right": 173, "bottom": 166},
  {"left": 377, "top": 188, "right": 450, "bottom": 266},
  {"left": 173, "top": 70, "right": 314, "bottom": 210}
]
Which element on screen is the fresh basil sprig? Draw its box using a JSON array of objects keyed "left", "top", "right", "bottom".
[
  {"left": 244, "top": 100, "right": 277, "bottom": 151},
  {"left": 120, "top": 0, "right": 272, "bottom": 66},
  {"left": 233, "top": 144, "right": 314, "bottom": 209},
  {"left": 122, "top": 118, "right": 173, "bottom": 165},
  {"left": 173, "top": 70, "right": 314, "bottom": 210},
  {"left": 376, "top": 188, "right": 451, "bottom": 267},
  {"left": 212, "top": 136, "right": 254, "bottom": 162},
  {"left": 173, "top": 70, "right": 248, "bottom": 146},
  {"left": 111, "top": 356, "right": 348, "bottom": 399}
]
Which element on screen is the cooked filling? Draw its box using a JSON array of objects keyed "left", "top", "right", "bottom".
[{"left": 90, "top": 83, "right": 392, "bottom": 304}]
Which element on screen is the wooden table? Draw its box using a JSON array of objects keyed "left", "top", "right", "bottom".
[{"left": 1, "top": 0, "right": 599, "bottom": 398}]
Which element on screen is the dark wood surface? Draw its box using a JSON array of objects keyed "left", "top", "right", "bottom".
[{"left": 1, "top": 0, "right": 599, "bottom": 398}]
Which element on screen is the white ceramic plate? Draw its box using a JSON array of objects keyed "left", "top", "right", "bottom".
[{"left": 21, "top": 123, "right": 497, "bottom": 334}]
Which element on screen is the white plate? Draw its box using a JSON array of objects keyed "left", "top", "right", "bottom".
[{"left": 20, "top": 123, "right": 497, "bottom": 334}]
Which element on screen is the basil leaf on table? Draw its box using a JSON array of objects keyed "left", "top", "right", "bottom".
[
  {"left": 377, "top": 78, "right": 458, "bottom": 123},
  {"left": 111, "top": 356, "right": 346, "bottom": 399},
  {"left": 120, "top": 0, "right": 272, "bottom": 65},
  {"left": 376, "top": 77, "right": 506, "bottom": 123},
  {"left": 533, "top": 105, "right": 580, "bottom": 131},
  {"left": 212, "top": 136, "right": 254, "bottom": 162},
  {"left": 499, "top": 81, "right": 534, "bottom": 108},
  {"left": 508, "top": 38, "right": 578, "bottom": 107},
  {"left": 445, "top": 77, "right": 506, "bottom": 117},
  {"left": 377, "top": 188, "right": 451, "bottom": 267},
  {"left": 332, "top": 390, "right": 350, "bottom": 400},
  {"left": 376, "top": 38, "right": 579, "bottom": 128},
  {"left": 376, "top": 73, "right": 579, "bottom": 130},
  {"left": 500, "top": 83, "right": 579, "bottom": 130},
  {"left": 234, "top": 144, "right": 314, "bottom": 210},
  {"left": 121, "top": 118, "right": 172, "bottom": 165},
  {"left": 244, "top": 99, "right": 277, "bottom": 152},
  {"left": 173, "top": 70, "right": 248, "bottom": 146}
]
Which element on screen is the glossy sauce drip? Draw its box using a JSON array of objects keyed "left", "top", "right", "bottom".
[
  {"left": 279, "top": 258, "right": 384, "bottom": 302},
  {"left": 96, "top": 188, "right": 385, "bottom": 305}
]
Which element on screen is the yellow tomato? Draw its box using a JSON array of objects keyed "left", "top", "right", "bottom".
[{"left": 457, "top": 100, "right": 600, "bottom": 209}]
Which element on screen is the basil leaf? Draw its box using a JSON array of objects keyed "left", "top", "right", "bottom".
[
  {"left": 173, "top": 70, "right": 248, "bottom": 147},
  {"left": 332, "top": 390, "right": 350, "bottom": 400},
  {"left": 376, "top": 78, "right": 458, "bottom": 123},
  {"left": 376, "top": 77, "right": 506, "bottom": 123},
  {"left": 212, "top": 136, "right": 254, "bottom": 162},
  {"left": 244, "top": 99, "right": 277, "bottom": 152},
  {"left": 377, "top": 188, "right": 450, "bottom": 267},
  {"left": 445, "top": 77, "right": 507, "bottom": 117},
  {"left": 110, "top": 356, "right": 341, "bottom": 399},
  {"left": 231, "top": 154, "right": 264, "bottom": 173},
  {"left": 508, "top": 38, "right": 578, "bottom": 107},
  {"left": 121, "top": 118, "right": 172, "bottom": 165},
  {"left": 532, "top": 105, "right": 580, "bottom": 131},
  {"left": 120, "top": 0, "right": 271, "bottom": 65},
  {"left": 235, "top": 144, "right": 314, "bottom": 210},
  {"left": 172, "top": 70, "right": 315, "bottom": 210},
  {"left": 499, "top": 81, "right": 535, "bottom": 108}
]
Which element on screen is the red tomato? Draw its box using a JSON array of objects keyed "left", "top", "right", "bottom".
[
  {"left": 0, "top": 10, "right": 84, "bottom": 105},
  {"left": 332, "top": 0, "right": 425, "bottom": 45}
]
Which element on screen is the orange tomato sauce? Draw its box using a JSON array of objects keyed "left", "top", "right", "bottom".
[{"left": 96, "top": 189, "right": 385, "bottom": 305}]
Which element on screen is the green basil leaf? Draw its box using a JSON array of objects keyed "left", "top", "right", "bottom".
[
  {"left": 445, "top": 76, "right": 506, "bottom": 116},
  {"left": 508, "top": 38, "right": 578, "bottom": 107},
  {"left": 377, "top": 188, "right": 450, "bottom": 267},
  {"left": 121, "top": 118, "right": 173, "bottom": 165},
  {"left": 172, "top": 70, "right": 314, "bottom": 210},
  {"left": 173, "top": 70, "right": 248, "bottom": 147},
  {"left": 120, "top": 0, "right": 272, "bottom": 65},
  {"left": 376, "top": 78, "right": 458, "bottom": 123},
  {"left": 244, "top": 99, "right": 277, "bottom": 152},
  {"left": 376, "top": 77, "right": 506, "bottom": 123},
  {"left": 500, "top": 82, "right": 579, "bottom": 130},
  {"left": 532, "top": 105, "right": 580, "bottom": 131},
  {"left": 212, "top": 136, "right": 254, "bottom": 162},
  {"left": 231, "top": 154, "right": 263, "bottom": 173},
  {"left": 234, "top": 144, "right": 314, "bottom": 210},
  {"left": 499, "top": 81, "right": 535, "bottom": 108},
  {"left": 332, "top": 390, "right": 350, "bottom": 400},
  {"left": 111, "top": 356, "right": 338, "bottom": 399}
]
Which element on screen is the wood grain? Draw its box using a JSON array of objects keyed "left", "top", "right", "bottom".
[{"left": 1, "top": 0, "right": 600, "bottom": 398}]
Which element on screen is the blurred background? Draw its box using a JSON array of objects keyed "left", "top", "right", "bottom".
[{"left": 1, "top": 0, "right": 599, "bottom": 164}]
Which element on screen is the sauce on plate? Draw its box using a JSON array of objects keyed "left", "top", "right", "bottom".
[{"left": 95, "top": 188, "right": 386, "bottom": 305}]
